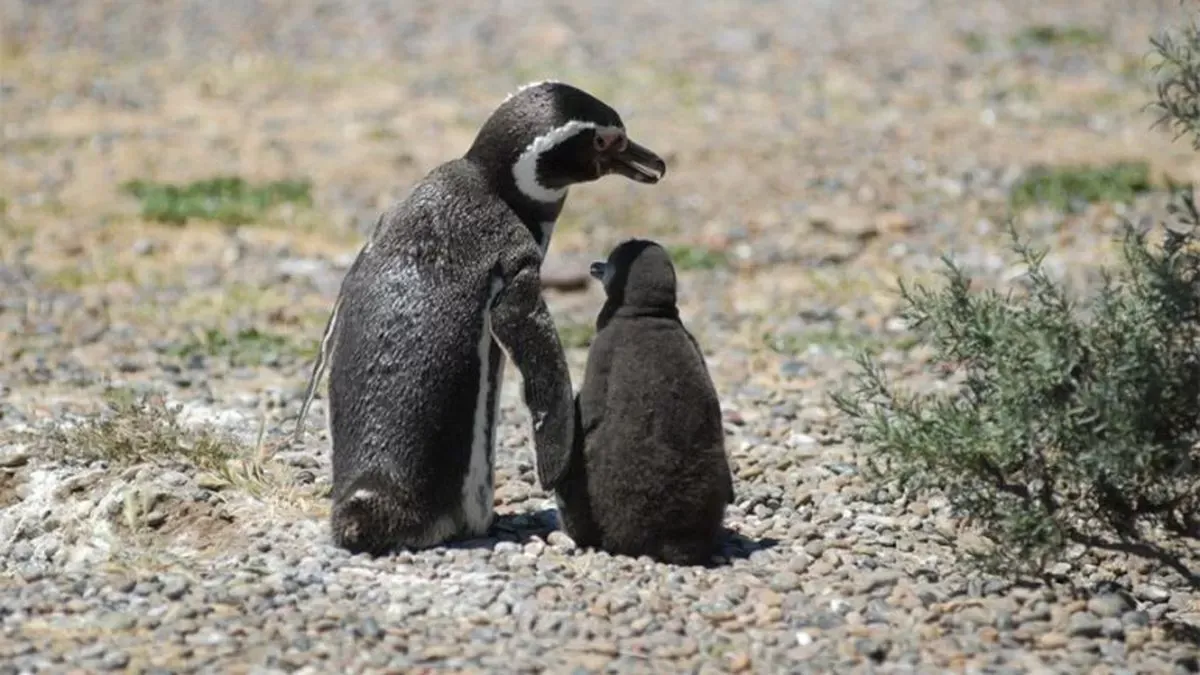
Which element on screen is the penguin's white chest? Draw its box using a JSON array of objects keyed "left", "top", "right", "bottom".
[{"left": 461, "top": 276, "right": 506, "bottom": 535}]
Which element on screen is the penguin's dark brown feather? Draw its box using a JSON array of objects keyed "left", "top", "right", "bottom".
[{"left": 556, "top": 239, "right": 734, "bottom": 566}]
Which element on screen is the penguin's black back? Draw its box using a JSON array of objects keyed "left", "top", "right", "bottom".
[
  {"left": 570, "top": 244, "right": 732, "bottom": 565},
  {"left": 328, "top": 159, "right": 519, "bottom": 550}
]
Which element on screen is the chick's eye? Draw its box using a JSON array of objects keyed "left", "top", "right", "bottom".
[{"left": 593, "top": 134, "right": 609, "bottom": 151}]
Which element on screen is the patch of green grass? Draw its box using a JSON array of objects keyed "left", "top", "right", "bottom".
[
  {"left": 120, "top": 176, "right": 313, "bottom": 226},
  {"left": 365, "top": 125, "right": 401, "bottom": 141},
  {"left": 168, "top": 327, "right": 319, "bottom": 368},
  {"left": 2, "top": 134, "right": 75, "bottom": 153},
  {"left": 1090, "top": 90, "right": 1126, "bottom": 109},
  {"left": 41, "top": 260, "right": 138, "bottom": 291},
  {"left": 667, "top": 244, "right": 730, "bottom": 271},
  {"left": 1012, "top": 25, "right": 1107, "bottom": 50},
  {"left": 1009, "top": 161, "right": 1152, "bottom": 212},
  {"left": 46, "top": 387, "right": 237, "bottom": 472},
  {"left": 557, "top": 320, "right": 596, "bottom": 350},
  {"left": 961, "top": 31, "right": 989, "bottom": 53}
]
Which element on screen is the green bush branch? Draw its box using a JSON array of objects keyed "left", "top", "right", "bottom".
[{"left": 834, "top": 205, "right": 1200, "bottom": 583}]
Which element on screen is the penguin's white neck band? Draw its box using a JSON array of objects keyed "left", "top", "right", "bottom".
[{"left": 512, "top": 120, "right": 623, "bottom": 204}]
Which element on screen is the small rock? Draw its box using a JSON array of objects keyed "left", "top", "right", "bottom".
[
  {"left": 855, "top": 570, "right": 900, "bottom": 595},
  {"left": 1087, "top": 593, "right": 1134, "bottom": 618},
  {"left": 1100, "top": 617, "right": 1125, "bottom": 640},
  {"left": 1068, "top": 612, "right": 1103, "bottom": 638},
  {"left": 100, "top": 650, "right": 130, "bottom": 670},
  {"left": 101, "top": 613, "right": 138, "bottom": 631},
  {"left": 162, "top": 578, "right": 190, "bottom": 600},
  {"left": 546, "top": 531, "right": 575, "bottom": 550},
  {"left": 0, "top": 446, "right": 29, "bottom": 468},
  {"left": 808, "top": 203, "right": 877, "bottom": 240},
  {"left": 132, "top": 239, "right": 155, "bottom": 256},
  {"left": 1135, "top": 585, "right": 1170, "bottom": 603},
  {"left": 769, "top": 572, "right": 802, "bottom": 593},
  {"left": 1047, "top": 561, "right": 1072, "bottom": 576},
  {"left": 361, "top": 617, "right": 383, "bottom": 640},
  {"left": 1037, "top": 632, "right": 1069, "bottom": 649},
  {"left": 1125, "top": 629, "right": 1148, "bottom": 650},
  {"left": 1122, "top": 610, "right": 1151, "bottom": 628},
  {"left": 8, "top": 539, "right": 32, "bottom": 561},
  {"left": 727, "top": 652, "right": 752, "bottom": 672},
  {"left": 787, "top": 433, "right": 817, "bottom": 447},
  {"left": 787, "top": 556, "right": 812, "bottom": 574},
  {"left": 875, "top": 211, "right": 914, "bottom": 235}
]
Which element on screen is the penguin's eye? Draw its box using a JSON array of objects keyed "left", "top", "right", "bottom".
[{"left": 594, "top": 132, "right": 626, "bottom": 152}]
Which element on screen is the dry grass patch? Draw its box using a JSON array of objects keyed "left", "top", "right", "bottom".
[
  {"left": 33, "top": 386, "right": 325, "bottom": 522},
  {"left": 44, "top": 387, "right": 238, "bottom": 472}
]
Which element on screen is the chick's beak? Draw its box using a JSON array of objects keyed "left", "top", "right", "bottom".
[
  {"left": 589, "top": 261, "right": 607, "bottom": 281},
  {"left": 605, "top": 138, "right": 667, "bottom": 184}
]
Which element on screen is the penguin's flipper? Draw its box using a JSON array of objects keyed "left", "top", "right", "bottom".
[{"left": 488, "top": 257, "right": 574, "bottom": 491}]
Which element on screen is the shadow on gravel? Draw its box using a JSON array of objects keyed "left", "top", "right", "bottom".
[
  {"left": 713, "top": 527, "right": 780, "bottom": 565},
  {"left": 443, "top": 511, "right": 780, "bottom": 567},
  {"left": 441, "top": 509, "right": 560, "bottom": 550},
  {"left": 1163, "top": 620, "right": 1200, "bottom": 650}
]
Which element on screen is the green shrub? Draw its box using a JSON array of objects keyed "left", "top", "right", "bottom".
[
  {"left": 1009, "top": 162, "right": 1152, "bottom": 212},
  {"left": 833, "top": 204, "right": 1200, "bottom": 582},
  {"left": 121, "top": 176, "right": 312, "bottom": 225},
  {"left": 1150, "top": 17, "right": 1200, "bottom": 150}
]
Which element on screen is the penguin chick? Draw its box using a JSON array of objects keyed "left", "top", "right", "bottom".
[
  {"left": 299, "top": 82, "right": 667, "bottom": 556},
  {"left": 555, "top": 239, "right": 734, "bottom": 566}
]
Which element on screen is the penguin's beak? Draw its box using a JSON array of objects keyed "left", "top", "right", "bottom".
[
  {"left": 589, "top": 261, "right": 607, "bottom": 281},
  {"left": 605, "top": 139, "right": 667, "bottom": 184}
]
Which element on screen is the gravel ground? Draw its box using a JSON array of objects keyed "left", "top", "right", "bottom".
[{"left": 4, "top": 0, "right": 1200, "bottom": 672}]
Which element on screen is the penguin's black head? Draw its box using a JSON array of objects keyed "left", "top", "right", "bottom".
[
  {"left": 591, "top": 238, "right": 677, "bottom": 310},
  {"left": 466, "top": 81, "right": 667, "bottom": 205}
]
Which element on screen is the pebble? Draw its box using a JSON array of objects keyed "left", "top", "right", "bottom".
[
  {"left": 0, "top": 446, "right": 31, "bottom": 468},
  {"left": 1136, "top": 585, "right": 1171, "bottom": 603},
  {"left": 1088, "top": 593, "right": 1135, "bottom": 619},
  {"left": 1101, "top": 617, "right": 1125, "bottom": 639},
  {"left": 1068, "top": 612, "right": 1104, "bottom": 638},
  {"left": 769, "top": 572, "right": 802, "bottom": 593}
]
